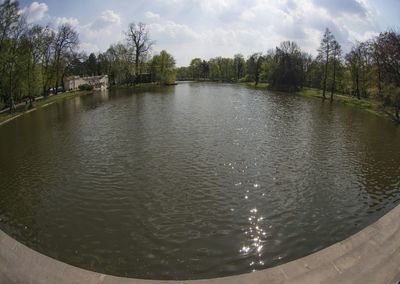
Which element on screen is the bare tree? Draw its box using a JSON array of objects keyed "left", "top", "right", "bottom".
[
  {"left": 330, "top": 40, "right": 342, "bottom": 101},
  {"left": 53, "top": 23, "right": 79, "bottom": 94},
  {"left": 40, "top": 27, "right": 55, "bottom": 96},
  {"left": 125, "top": 22, "right": 154, "bottom": 78},
  {"left": 318, "top": 28, "right": 334, "bottom": 99},
  {"left": 374, "top": 31, "right": 400, "bottom": 121}
]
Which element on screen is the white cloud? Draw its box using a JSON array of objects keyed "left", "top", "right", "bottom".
[
  {"left": 90, "top": 10, "right": 121, "bottom": 31},
  {"left": 76, "top": 10, "right": 123, "bottom": 54},
  {"left": 79, "top": 42, "right": 100, "bottom": 54},
  {"left": 49, "top": 10, "right": 123, "bottom": 55},
  {"left": 54, "top": 17, "right": 80, "bottom": 28},
  {"left": 347, "top": 29, "right": 379, "bottom": 42},
  {"left": 149, "top": 21, "right": 197, "bottom": 42},
  {"left": 19, "top": 2, "right": 48, "bottom": 23},
  {"left": 145, "top": 11, "right": 161, "bottom": 20},
  {"left": 197, "top": 0, "right": 236, "bottom": 13},
  {"left": 83, "top": 10, "right": 121, "bottom": 39}
]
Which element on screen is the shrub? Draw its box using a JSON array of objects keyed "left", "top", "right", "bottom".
[
  {"left": 238, "top": 75, "right": 252, "bottom": 83},
  {"left": 161, "top": 69, "right": 177, "bottom": 85},
  {"left": 78, "top": 84, "right": 94, "bottom": 91}
]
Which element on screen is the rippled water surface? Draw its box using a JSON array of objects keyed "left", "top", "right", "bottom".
[{"left": 1, "top": 83, "right": 400, "bottom": 279}]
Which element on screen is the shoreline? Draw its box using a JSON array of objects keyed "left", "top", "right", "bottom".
[
  {"left": 2, "top": 203, "right": 400, "bottom": 283},
  {"left": 0, "top": 91, "right": 92, "bottom": 126},
  {"left": 0, "top": 83, "right": 394, "bottom": 127}
]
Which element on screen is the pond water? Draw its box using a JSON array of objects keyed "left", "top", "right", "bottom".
[{"left": 0, "top": 82, "right": 400, "bottom": 280}]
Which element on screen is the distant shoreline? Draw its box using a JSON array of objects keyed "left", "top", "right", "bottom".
[{"left": 0, "top": 83, "right": 395, "bottom": 128}]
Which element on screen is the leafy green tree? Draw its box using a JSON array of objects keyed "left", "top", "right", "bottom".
[
  {"left": 0, "top": 0, "right": 22, "bottom": 110},
  {"left": 268, "top": 41, "right": 303, "bottom": 91},
  {"left": 2, "top": 13, "right": 27, "bottom": 111},
  {"left": 233, "top": 54, "right": 245, "bottom": 81},
  {"left": 150, "top": 50, "right": 176, "bottom": 85},
  {"left": 86, "top": 53, "right": 98, "bottom": 76},
  {"left": 176, "top": 66, "right": 191, "bottom": 80},
  {"left": 102, "top": 43, "right": 134, "bottom": 85},
  {"left": 0, "top": 0, "right": 19, "bottom": 49},
  {"left": 208, "top": 58, "right": 220, "bottom": 81},
  {"left": 247, "top": 52, "right": 264, "bottom": 86},
  {"left": 300, "top": 52, "right": 313, "bottom": 89},
  {"left": 201, "top": 60, "right": 209, "bottom": 79},
  {"left": 189, "top": 58, "right": 202, "bottom": 80}
]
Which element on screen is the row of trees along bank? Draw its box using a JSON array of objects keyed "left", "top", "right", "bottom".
[
  {"left": 0, "top": 0, "right": 78, "bottom": 111},
  {"left": 177, "top": 29, "right": 400, "bottom": 122},
  {"left": 0, "top": 1, "right": 176, "bottom": 113}
]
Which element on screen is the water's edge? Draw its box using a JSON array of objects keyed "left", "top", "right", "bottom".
[{"left": 1, "top": 204, "right": 400, "bottom": 283}]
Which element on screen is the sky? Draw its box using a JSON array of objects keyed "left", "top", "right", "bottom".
[{"left": 17, "top": 0, "right": 400, "bottom": 66}]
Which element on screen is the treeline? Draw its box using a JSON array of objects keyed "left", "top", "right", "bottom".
[
  {"left": 0, "top": 0, "right": 79, "bottom": 110},
  {"left": 177, "top": 28, "right": 400, "bottom": 122},
  {"left": 82, "top": 23, "right": 176, "bottom": 87},
  {"left": 0, "top": 1, "right": 176, "bottom": 112}
]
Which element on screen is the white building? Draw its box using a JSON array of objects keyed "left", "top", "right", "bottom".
[{"left": 64, "top": 75, "right": 109, "bottom": 91}]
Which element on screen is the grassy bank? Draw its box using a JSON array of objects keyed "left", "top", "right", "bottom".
[
  {"left": 295, "top": 88, "right": 383, "bottom": 117},
  {"left": 0, "top": 91, "right": 92, "bottom": 125},
  {"left": 238, "top": 82, "right": 386, "bottom": 119},
  {"left": 109, "top": 82, "right": 164, "bottom": 90}
]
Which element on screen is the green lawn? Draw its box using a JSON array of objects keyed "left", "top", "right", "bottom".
[
  {"left": 109, "top": 82, "right": 160, "bottom": 90},
  {"left": 239, "top": 83, "right": 386, "bottom": 118},
  {"left": 0, "top": 91, "right": 91, "bottom": 125}
]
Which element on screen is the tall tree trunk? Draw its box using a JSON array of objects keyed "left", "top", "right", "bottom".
[
  {"left": 377, "top": 66, "right": 382, "bottom": 99},
  {"left": 331, "top": 59, "right": 336, "bottom": 102},
  {"left": 9, "top": 97, "right": 15, "bottom": 114},
  {"left": 255, "top": 72, "right": 259, "bottom": 87},
  {"left": 55, "top": 66, "right": 59, "bottom": 94},
  {"left": 27, "top": 59, "right": 34, "bottom": 108},
  {"left": 8, "top": 66, "right": 13, "bottom": 114},
  {"left": 356, "top": 72, "right": 360, "bottom": 100},
  {"left": 54, "top": 53, "right": 61, "bottom": 95},
  {"left": 135, "top": 50, "right": 139, "bottom": 84},
  {"left": 322, "top": 51, "right": 329, "bottom": 100}
]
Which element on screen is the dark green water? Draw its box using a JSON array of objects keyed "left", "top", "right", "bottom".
[{"left": 0, "top": 83, "right": 399, "bottom": 280}]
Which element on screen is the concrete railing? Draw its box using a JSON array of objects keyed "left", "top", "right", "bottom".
[{"left": 2, "top": 205, "right": 400, "bottom": 284}]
